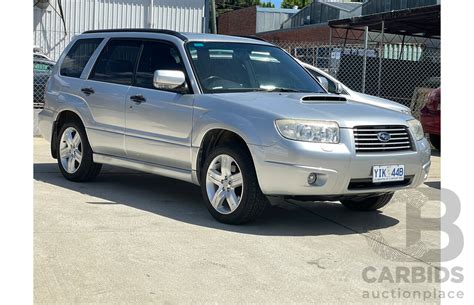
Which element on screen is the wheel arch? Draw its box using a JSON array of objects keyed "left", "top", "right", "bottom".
[{"left": 196, "top": 128, "right": 255, "bottom": 185}]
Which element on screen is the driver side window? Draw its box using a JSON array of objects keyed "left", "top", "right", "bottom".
[{"left": 134, "top": 41, "right": 185, "bottom": 90}]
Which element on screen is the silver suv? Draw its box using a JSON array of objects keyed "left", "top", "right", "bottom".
[{"left": 38, "top": 30, "right": 431, "bottom": 224}]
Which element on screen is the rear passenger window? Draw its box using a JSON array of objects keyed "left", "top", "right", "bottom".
[
  {"left": 134, "top": 41, "right": 184, "bottom": 89},
  {"left": 60, "top": 38, "right": 103, "bottom": 78},
  {"left": 89, "top": 39, "right": 141, "bottom": 85}
]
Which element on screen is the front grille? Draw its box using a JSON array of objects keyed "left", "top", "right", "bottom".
[{"left": 353, "top": 125, "right": 413, "bottom": 153}]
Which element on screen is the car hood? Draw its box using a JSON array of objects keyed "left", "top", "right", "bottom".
[
  {"left": 345, "top": 91, "right": 411, "bottom": 114},
  {"left": 209, "top": 92, "right": 413, "bottom": 128}
]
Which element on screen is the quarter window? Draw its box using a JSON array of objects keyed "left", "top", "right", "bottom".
[
  {"left": 134, "top": 41, "right": 184, "bottom": 89},
  {"left": 89, "top": 39, "right": 141, "bottom": 86},
  {"left": 60, "top": 38, "right": 103, "bottom": 78}
]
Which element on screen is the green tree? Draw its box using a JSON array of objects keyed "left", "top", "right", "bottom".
[
  {"left": 260, "top": 2, "right": 276, "bottom": 8},
  {"left": 216, "top": 0, "right": 274, "bottom": 15},
  {"left": 281, "top": 0, "right": 312, "bottom": 9}
]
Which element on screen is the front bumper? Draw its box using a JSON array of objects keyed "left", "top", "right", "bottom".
[{"left": 249, "top": 128, "right": 431, "bottom": 196}]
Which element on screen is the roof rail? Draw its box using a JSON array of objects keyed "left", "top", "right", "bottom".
[{"left": 82, "top": 28, "right": 188, "bottom": 41}]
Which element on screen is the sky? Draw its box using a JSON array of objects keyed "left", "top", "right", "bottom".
[{"left": 270, "top": 0, "right": 283, "bottom": 8}]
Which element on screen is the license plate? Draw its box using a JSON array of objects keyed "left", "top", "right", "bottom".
[{"left": 372, "top": 165, "right": 405, "bottom": 183}]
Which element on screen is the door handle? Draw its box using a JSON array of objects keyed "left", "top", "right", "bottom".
[
  {"left": 130, "top": 94, "right": 146, "bottom": 104},
  {"left": 81, "top": 87, "right": 95, "bottom": 95}
]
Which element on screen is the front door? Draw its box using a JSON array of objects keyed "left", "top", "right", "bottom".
[{"left": 124, "top": 40, "right": 194, "bottom": 170}]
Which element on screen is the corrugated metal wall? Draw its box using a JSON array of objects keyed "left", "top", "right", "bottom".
[
  {"left": 361, "top": 0, "right": 440, "bottom": 15},
  {"left": 34, "top": 0, "right": 207, "bottom": 60},
  {"left": 256, "top": 8, "right": 298, "bottom": 33}
]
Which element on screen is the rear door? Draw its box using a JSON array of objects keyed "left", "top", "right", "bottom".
[
  {"left": 124, "top": 40, "right": 194, "bottom": 170},
  {"left": 82, "top": 39, "right": 142, "bottom": 157}
]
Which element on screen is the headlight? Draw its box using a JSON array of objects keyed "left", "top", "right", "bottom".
[
  {"left": 275, "top": 119, "right": 339, "bottom": 143},
  {"left": 407, "top": 119, "right": 424, "bottom": 141}
]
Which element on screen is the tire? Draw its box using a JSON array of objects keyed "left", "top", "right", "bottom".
[
  {"left": 200, "top": 145, "right": 268, "bottom": 224},
  {"left": 56, "top": 120, "right": 102, "bottom": 182},
  {"left": 430, "top": 134, "right": 440, "bottom": 151},
  {"left": 340, "top": 193, "right": 394, "bottom": 211}
]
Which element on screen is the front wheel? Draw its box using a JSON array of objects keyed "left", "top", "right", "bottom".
[
  {"left": 200, "top": 146, "right": 268, "bottom": 224},
  {"left": 340, "top": 193, "right": 394, "bottom": 211}
]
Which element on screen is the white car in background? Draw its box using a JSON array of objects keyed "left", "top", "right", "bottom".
[
  {"left": 300, "top": 62, "right": 411, "bottom": 115},
  {"left": 34, "top": 52, "right": 53, "bottom": 61}
]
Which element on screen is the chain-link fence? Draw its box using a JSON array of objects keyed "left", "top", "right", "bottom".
[{"left": 273, "top": 32, "right": 440, "bottom": 118}]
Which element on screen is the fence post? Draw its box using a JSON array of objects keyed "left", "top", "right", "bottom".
[
  {"left": 328, "top": 27, "right": 332, "bottom": 74},
  {"left": 361, "top": 26, "right": 369, "bottom": 94},
  {"left": 377, "top": 21, "right": 384, "bottom": 96}
]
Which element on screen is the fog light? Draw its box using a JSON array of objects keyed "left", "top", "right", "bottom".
[{"left": 307, "top": 173, "right": 317, "bottom": 185}]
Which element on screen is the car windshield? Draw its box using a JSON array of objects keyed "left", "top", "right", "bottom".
[{"left": 186, "top": 42, "right": 325, "bottom": 94}]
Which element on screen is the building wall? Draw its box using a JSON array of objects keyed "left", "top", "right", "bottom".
[
  {"left": 258, "top": 23, "right": 364, "bottom": 43},
  {"left": 258, "top": 24, "right": 332, "bottom": 43},
  {"left": 256, "top": 7, "right": 298, "bottom": 33},
  {"left": 281, "top": 1, "right": 362, "bottom": 29},
  {"left": 362, "top": 0, "right": 440, "bottom": 15},
  {"left": 34, "top": 0, "right": 207, "bottom": 60},
  {"left": 217, "top": 6, "right": 257, "bottom": 36}
]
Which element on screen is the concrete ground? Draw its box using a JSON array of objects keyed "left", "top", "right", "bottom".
[{"left": 34, "top": 137, "right": 441, "bottom": 304}]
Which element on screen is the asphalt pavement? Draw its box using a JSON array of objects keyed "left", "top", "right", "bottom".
[{"left": 34, "top": 137, "right": 441, "bottom": 304}]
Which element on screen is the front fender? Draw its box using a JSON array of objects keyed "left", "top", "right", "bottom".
[
  {"left": 191, "top": 95, "right": 281, "bottom": 147},
  {"left": 192, "top": 112, "right": 269, "bottom": 148}
]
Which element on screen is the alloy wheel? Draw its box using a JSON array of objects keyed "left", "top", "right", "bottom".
[
  {"left": 59, "top": 127, "right": 83, "bottom": 174},
  {"left": 205, "top": 154, "right": 244, "bottom": 214}
]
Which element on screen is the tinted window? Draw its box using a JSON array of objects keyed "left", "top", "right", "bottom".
[
  {"left": 90, "top": 39, "right": 141, "bottom": 85},
  {"left": 60, "top": 38, "right": 102, "bottom": 78},
  {"left": 135, "top": 41, "right": 184, "bottom": 89}
]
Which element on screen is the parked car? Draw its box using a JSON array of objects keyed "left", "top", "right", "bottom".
[
  {"left": 34, "top": 52, "right": 54, "bottom": 61},
  {"left": 420, "top": 87, "right": 440, "bottom": 150},
  {"left": 34, "top": 59, "right": 55, "bottom": 108},
  {"left": 299, "top": 62, "right": 411, "bottom": 115},
  {"left": 38, "top": 30, "right": 431, "bottom": 224}
]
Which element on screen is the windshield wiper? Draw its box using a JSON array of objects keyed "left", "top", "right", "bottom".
[
  {"left": 206, "top": 87, "right": 306, "bottom": 93},
  {"left": 263, "top": 87, "right": 304, "bottom": 93}
]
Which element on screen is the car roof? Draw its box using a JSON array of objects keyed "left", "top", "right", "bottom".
[{"left": 81, "top": 29, "right": 272, "bottom": 45}]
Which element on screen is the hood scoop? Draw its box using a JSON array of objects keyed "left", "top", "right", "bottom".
[{"left": 301, "top": 95, "right": 347, "bottom": 103}]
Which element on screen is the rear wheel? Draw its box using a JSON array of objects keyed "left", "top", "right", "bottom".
[
  {"left": 57, "top": 121, "right": 101, "bottom": 182},
  {"left": 430, "top": 134, "right": 440, "bottom": 151},
  {"left": 340, "top": 193, "right": 394, "bottom": 211},
  {"left": 200, "top": 146, "right": 267, "bottom": 224}
]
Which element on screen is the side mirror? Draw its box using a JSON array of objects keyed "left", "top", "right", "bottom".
[
  {"left": 316, "top": 76, "right": 329, "bottom": 92},
  {"left": 335, "top": 82, "right": 344, "bottom": 94},
  {"left": 153, "top": 70, "right": 186, "bottom": 90}
]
